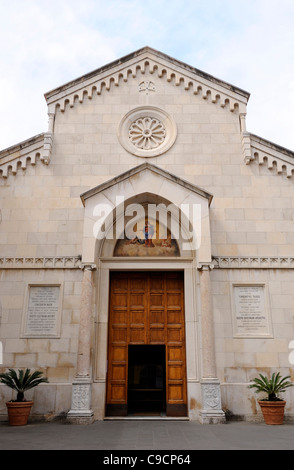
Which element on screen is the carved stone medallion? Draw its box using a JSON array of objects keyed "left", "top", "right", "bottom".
[
  {"left": 118, "top": 106, "right": 177, "bottom": 158},
  {"left": 129, "top": 117, "right": 166, "bottom": 150}
]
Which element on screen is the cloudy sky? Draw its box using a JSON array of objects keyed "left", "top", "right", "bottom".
[{"left": 0, "top": 0, "right": 294, "bottom": 151}]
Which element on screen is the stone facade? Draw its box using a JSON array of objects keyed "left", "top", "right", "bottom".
[{"left": 0, "top": 47, "right": 293, "bottom": 423}]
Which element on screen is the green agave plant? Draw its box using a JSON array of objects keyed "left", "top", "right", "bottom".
[
  {"left": 0, "top": 368, "right": 48, "bottom": 401},
  {"left": 249, "top": 372, "right": 293, "bottom": 401}
]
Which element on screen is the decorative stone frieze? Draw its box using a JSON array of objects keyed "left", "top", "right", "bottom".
[
  {"left": 0, "top": 134, "right": 45, "bottom": 178},
  {"left": 213, "top": 256, "right": 294, "bottom": 269},
  {"left": 44, "top": 47, "right": 249, "bottom": 115},
  {"left": 0, "top": 256, "right": 81, "bottom": 269},
  {"left": 0, "top": 125, "right": 53, "bottom": 179},
  {"left": 5, "top": 256, "right": 292, "bottom": 270},
  {"left": 245, "top": 133, "right": 294, "bottom": 178}
]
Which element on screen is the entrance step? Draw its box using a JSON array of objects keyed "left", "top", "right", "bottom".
[{"left": 104, "top": 414, "right": 190, "bottom": 421}]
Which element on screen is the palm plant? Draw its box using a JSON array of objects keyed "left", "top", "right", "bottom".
[
  {"left": 0, "top": 368, "right": 48, "bottom": 401},
  {"left": 249, "top": 372, "right": 293, "bottom": 401}
]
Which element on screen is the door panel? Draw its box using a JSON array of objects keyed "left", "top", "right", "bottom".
[{"left": 106, "top": 271, "right": 187, "bottom": 416}]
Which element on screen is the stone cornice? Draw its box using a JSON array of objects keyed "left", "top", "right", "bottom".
[
  {"left": 245, "top": 133, "right": 294, "bottom": 178},
  {"left": 213, "top": 256, "right": 294, "bottom": 269},
  {"left": 45, "top": 47, "right": 250, "bottom": 102},
  {"left": 44, "top": 47, "right": 249, "bottom": 115},
  {"left": 2, "top": 255, "right": 293, "bottom": 270},
  {"left": 0, "top": 132, "right": 53, "bottom": 179},
  {"left": 0, "top": 256, "right": 82, "bottom": 269}
]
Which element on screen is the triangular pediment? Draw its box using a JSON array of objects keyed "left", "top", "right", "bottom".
[
  {"left": 80, "top": 162, "right": 213, "bottom": 207},
  {"left": 80, "top": 162, "right": 213, "bottom": 263},
  {"left": 44, "top": 46, "right": 250, "bottom": 114}
]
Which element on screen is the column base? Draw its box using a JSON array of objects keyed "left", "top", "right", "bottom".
[
  {"left": 199, "top": 378, "right": 226, "bottom": 424},
  {"left": 67, "top": 410, "right": 94, "bottom": 425},
  {"left": 67, "top": 378, "right": 94, "bottom": 425},
  {"left": 199, "top": 410, "right": 226, "bottom": 424}
]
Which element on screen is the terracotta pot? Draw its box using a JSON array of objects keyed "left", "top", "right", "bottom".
[
  {"left": 6, "top": 401, "right": 33, "bottom": 426},
  {"left": 258, "top": 400, "right": 286, "bottom": 425}
]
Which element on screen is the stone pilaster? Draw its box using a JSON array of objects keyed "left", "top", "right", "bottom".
[
  {"left": 240, "top": 113, "right": 253, "bottom": 165},
  {"left": 67, "top": 264, "right": 96, "bottom": 424},
  {"left": 197, "top": 262, "right": 225, "bottom": 424}
]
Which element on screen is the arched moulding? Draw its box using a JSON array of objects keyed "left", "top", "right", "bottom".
[
  {"left": 254, "top": 150, "right": 294, "bottom": 178},
  {"left": 85, "top": 86, "right": 95, "bottom": 100},
  {"left": 0, "top": 152, "right": 41, "bottom": 178},
  {"left": 201, "top": 86, "right": 212, "bottom": 101},
  {"left": 139, "top": 61, "right": 148, "bottom": 74},
  {"left": 104, "top": 77, "right": 113, "bottom": 91},
  {"left": 118, "top": 106, "right": 177, "bottom": 158},
  {"left": 69, "top": 95, "right": 77, "bottom": 108},
  {"left": 147, "top": 61, "right": 158, "bottom": 75},
  {"left": 185, "top": 80, "right": 194, "bottom": 91},
  {"left": 157, "top": 67, "right": 167, "bottom": 78},
  {"left": 211, "top": 93, "right": 221, "bottom": 104},
  {"left": 192, "top": 84, "right": 238, "bottom": 112}
]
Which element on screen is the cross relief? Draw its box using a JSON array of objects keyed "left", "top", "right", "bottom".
[{"left": 138, "top": 80, "right": 156, "bottom": 95}]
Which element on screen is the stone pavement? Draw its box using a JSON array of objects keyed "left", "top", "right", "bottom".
[{"left": 1, "top": 418, "right": 294, "bottom": 451}]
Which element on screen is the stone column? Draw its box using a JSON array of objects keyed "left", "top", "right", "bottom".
[
  {"left": 198, "top": 262, "right": 225, "bottom": 424},
  {"left": 67, "top": 264, "right": 96, "bottom": 424}
]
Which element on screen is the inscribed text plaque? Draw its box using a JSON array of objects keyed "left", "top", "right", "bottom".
[
  {"left": 24, "top": 285, "right": 61, "bottom": 337},
  {"left": 233, "top": 285, "right": 271, "bottom": 337}
]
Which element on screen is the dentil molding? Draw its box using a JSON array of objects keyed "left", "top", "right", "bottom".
[
  {"left": 213, "top": 256, "right": 294, "bottom": 269},
  {"left": 0, "top": 256, "right": 82, "bottom": 269}
]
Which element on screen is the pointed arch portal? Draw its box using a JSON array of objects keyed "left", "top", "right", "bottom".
[{"left": 69, "top": 163, "right": 225, "bottom": 422}]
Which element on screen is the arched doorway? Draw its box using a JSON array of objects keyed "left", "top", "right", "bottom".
[{"left": 74, "top": 163, "right": 217, "bottom": 422}]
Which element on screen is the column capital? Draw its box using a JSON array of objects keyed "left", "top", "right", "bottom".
[
  {"left": 80, "top": 263, "right": 97, "bottom": 271},
  {"left": 197, "top": 262, "right": 214, "bottom": 272}
]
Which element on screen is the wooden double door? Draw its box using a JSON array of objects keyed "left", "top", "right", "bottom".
[{"left": 106, "top": 271, "right": 187, "bottom": 416}]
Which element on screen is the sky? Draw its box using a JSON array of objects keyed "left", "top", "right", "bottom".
[{"left": 0, "top": 0, "right": 294, "bottom": 151}]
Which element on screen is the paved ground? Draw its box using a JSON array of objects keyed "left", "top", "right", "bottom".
[{"left": 1, "top": 418, "right": 294, "bottom": 451}]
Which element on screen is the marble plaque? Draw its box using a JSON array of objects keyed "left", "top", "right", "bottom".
[
  {"left": 23, "top": 285, "right": 61, "bottom": 337},
  {"left": 232, "top": 285, "right": 271, "bottom": 337}
]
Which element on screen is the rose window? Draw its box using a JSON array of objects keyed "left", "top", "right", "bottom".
[{"left": 129, "top": 117, "right": 166, "bottom": 150}]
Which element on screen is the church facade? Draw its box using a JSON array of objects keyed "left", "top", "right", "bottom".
[{"left": 0, "top": 47, "right": 294, "bottom": 424}]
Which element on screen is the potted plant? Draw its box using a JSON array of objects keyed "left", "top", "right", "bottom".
[
  {"left": 249, "top": 372, "right": 293, "bottom": 425},
  {"left": 0, "top": 368, "right": 48, "bottom": 426}
]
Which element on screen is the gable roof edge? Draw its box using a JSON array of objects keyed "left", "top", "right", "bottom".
[
  {"left": 45, "top": 46, "right": 250, "bottom": 103},
  {"left": 80, "top": 162, "right": 213, "bottom": 207},
  {"left": 249, "top": 133, "right": 294, "bottom": 178},
  {"left": 44, "top": 47, "right": 250, "bottom": 114}
]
